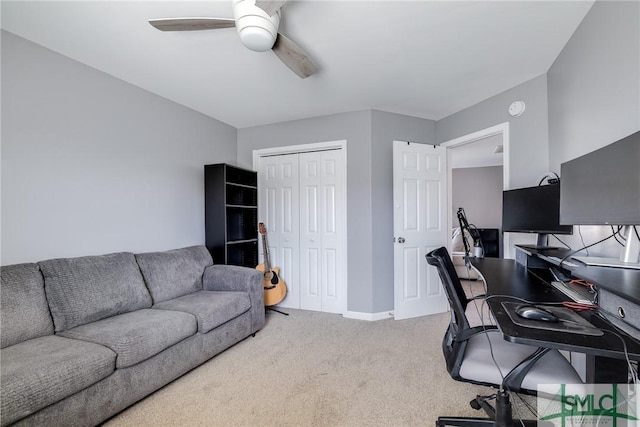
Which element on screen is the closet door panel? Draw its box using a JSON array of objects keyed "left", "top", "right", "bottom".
[
  {"left": 319, "top": 151, "right": 344, "bottom": 314},
  {"left": 261, "top": 162, "right": 279, "bottom": 235},
  {"left": 276, "top": 155, "right": 299, "bottom": 308},
  {"left": 258, "top": 154, "right": 299, "bottom": 308},
  {"left": 299, "top": 153, "right": 323, "bottom": 311}
]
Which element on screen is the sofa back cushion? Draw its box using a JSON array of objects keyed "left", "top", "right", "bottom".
[
  {"left": 1, "top": 263, "right": 54, "bottom": 348},
  {"left": 135, "top": 246, "right": 213, "bottom": 304},
  {"left": 39, "top": 252, "right": 152, "bottom": 332}
]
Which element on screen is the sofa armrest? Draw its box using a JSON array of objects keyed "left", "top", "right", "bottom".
[{"left": 203, "top": 265, "right": 265, "bottom": 334}]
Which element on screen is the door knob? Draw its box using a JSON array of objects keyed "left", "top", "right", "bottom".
[{"left": 398, "top": 237, "right": 405, "bottom": 244}]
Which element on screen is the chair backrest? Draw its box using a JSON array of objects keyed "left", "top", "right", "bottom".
[
  {"left": 425, "top": 246, "right": 474, "bottom": 376},
  {"left": 426, "top": 247, "right": 472, "bottom": 330}
]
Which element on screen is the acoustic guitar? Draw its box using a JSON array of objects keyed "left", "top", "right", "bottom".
[{"left": 256, "top": 222, "right": 287, "bottom": 306}]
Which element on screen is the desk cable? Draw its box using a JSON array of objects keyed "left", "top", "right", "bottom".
[
  {"left": 461, "top": 263, "right": 535, "bottom": 423},
  {"left": 463, "top": 261, "right": 638, "bottom": 421},
  {"left": 484, "top": 294, "right": 638, "bottom": 386},
  {"left": 559, "top": 227, "right": 622, "bottom": 267},
  {"left": 459, "top": 263, "right": 531, "bottom": 423},
  {"left": 461, "top": 263, "right": 495, "bottom": 327},
  {"left": 551, "top": 234, "right": 572, "bottom": 250},
  {"left": 564, "top": 320, "right": 638, "bottom": 385},
  {"left": 560, "top": 318, "right": 639, "bottom": 425},
  {"left": 479, "top": 294, "right": 639, "bottom": 425},
  {"left": 469, "top": 275, "right": 532, "bottom": 426}
]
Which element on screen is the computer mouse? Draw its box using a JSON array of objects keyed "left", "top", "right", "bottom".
[{"left": 515, "top": 305, "right": 559, "bottom": 323}]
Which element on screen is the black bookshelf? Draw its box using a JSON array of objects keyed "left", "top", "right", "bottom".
[
  {"left": 477, "top": 228, "right": 500, "bottom": 258},
  {"left": 204, "top": 164, "right": 258, "bottom": 267}
]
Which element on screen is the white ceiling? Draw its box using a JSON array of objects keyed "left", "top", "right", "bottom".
[
  {"left": 1, "top": 0, "right": 594, "bottom": 129},
  {"left": 450, "top": 134, "right": 503, "bottom": 169}
]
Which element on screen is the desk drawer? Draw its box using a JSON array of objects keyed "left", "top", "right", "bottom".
[{"left": 598, "top": 288, "right": 640, "bottom": 340}]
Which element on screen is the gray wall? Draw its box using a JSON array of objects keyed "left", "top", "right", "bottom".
[
  {"left": 546, "top": 0, "right": 640, "bottom": 257},
  {"left": 3, "top": 0, "right": 637, "bottom": 309},
  {"left": 436, "top": 0, "right": 639, "bottom": 258},
  {"left": 237, "top": 110, "right": 435, "bottom": 314},
  {"left": 548, "top": 0, "right": 640, "bottom": 170},
  {"left": 452, "top": 166, "right": 503, "bottom": 230},
  {"left": 437, "top": 74, "right": 550, "bottom": 190},
  {"left": 237, "top": 111, "right": 374, "bottom": 313},
  {"left": 1, "top": 31, "right": 237, "bottom": 265}
]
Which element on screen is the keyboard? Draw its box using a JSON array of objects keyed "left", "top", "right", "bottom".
[
  {"left": 549, "top": 280, "right": 595, "bottom": 304},
  {"left": 538, "top": 255, "right": 579, "bottom": 268}
]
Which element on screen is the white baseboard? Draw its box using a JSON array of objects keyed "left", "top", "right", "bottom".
[{"left": 343, "top": 310, "right": 394, "bottom": 321}]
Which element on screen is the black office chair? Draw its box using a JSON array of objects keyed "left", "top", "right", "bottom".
[{"left": 425, "top": 247, "right": 583, "bottom": 427}]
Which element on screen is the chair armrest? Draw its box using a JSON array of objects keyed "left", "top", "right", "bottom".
[
  {"left": 454, "top": 325, "right": 498, "bottom": 342},
  {"left": 203, "top": 265, "right": 265, "bottom": 334},
  {"left": 503, "top": 347, "right": 551, "bottom": 391}
]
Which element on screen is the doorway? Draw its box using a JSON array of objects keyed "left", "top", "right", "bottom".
[
  {"left": 253, "top": 140, "right": 347, "bottom": 314},
  {"left": 441, "top": 122, "right": 512, "bottom": 258}
]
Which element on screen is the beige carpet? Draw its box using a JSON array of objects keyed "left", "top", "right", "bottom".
[{"left": 104, "top": 280, "right": 535, "bottom": 427}]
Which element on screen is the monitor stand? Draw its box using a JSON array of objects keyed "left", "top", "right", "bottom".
[
  {"left": 572, "top": 256, "right": 640, "bottom": 270},
  {"left": 519, "top": 233, "right": 560, "bottom": 250},
  {"left": 572, "top": 226, "right": 640, "bottom": 270},
  {"left": 519, "top": 245, "right": 561, "bottom": 250}
]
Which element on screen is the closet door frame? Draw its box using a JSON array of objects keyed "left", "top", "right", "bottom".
[{"left": 253, "top": 140, "right": 348, "bottom": 314}]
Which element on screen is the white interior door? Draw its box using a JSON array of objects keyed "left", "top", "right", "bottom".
[
  {"left": 299, "top": 150, "right": 344, "bottom": 313},
  {"left": 393, "top": 141, "right": 449, "bottom": 320}
]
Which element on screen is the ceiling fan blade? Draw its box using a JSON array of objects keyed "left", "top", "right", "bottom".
[
  {"left": 148, "top": 18, "right": 235, "bottom": 32},
  {"left": 272, "top": 33, "right": 318, "bottom": 79},
  {"left": 254, "top": 1, "right": 287, "bottom": 16}
]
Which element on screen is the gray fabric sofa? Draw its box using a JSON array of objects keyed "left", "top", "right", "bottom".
[{"left": 1, "top": 245, "right": 265, "bottom": 427}]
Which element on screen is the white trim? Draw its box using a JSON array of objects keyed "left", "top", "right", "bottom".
[
  {"left": 441, "top": 122, "right": 512, "bottom": 258},
  {"left": 252, "top": 140, "right": 347, "bottom": 164},
  {"left": 252, "top": 140, "right": 349, "bottom": 315},
  {"left": 344, "top": 310, "right": 394, "bottom": 321}
]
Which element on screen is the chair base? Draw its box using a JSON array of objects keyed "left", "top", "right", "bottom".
[
  {"left": 436, "top": 417, "right": 539, "bottom": 427},
  {"left": 436, "top": 390, "right": 544, "bottom": 427},
  {"left": 266, "top": 306, "right": 289, "bottom": 315}
]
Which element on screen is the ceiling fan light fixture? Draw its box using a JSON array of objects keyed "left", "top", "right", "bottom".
[
  {"left": 237, "top": 24, "right": 278, "bottom": 51},
  {"left": 150, "top": 0, "right": 316, "bottom": 78},
  {"left": 234, "top": 0, "right": 280, "bottom": 52}
]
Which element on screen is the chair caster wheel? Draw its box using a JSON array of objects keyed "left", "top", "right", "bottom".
[{"left": 470, "top": 399, "right": 481, "bottom": 410}]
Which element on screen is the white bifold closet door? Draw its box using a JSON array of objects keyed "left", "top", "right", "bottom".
[{"left": 258, "top": 149, "right": 344, "bottom": 313}]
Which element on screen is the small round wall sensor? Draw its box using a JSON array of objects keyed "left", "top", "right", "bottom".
[{"left": 508, "top": 101, "right": 526, "bottom": 117}]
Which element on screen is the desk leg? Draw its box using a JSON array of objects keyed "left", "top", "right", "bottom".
[{"left": 586, "top": 355, "right": 628, "bottom": 383}]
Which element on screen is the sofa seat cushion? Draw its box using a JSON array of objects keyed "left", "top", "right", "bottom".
[
  {"left": 1, "top": 335, "right": 116, "bottom": 425},
  {"left": 58, "top": 309, "right": 197, "bottom": 368},
  {"left": 153, "top": 291, "right": 251, "bottom": 334}
]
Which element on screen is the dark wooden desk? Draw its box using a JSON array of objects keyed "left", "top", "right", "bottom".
[{"left": 471, "top": 257, "right": 640, "bottom": 382}]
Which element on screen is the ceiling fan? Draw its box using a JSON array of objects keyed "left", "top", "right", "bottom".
[{"left": 149, "top": 0, "right": 318, "bottom": 79}]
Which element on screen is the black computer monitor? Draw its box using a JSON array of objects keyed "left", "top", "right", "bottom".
[
  {"left": 560, "top": 130, "right": 640, "bottom": 268},
  {"left": 502, "top": 183, "right": 573, "bottom": 248}
]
